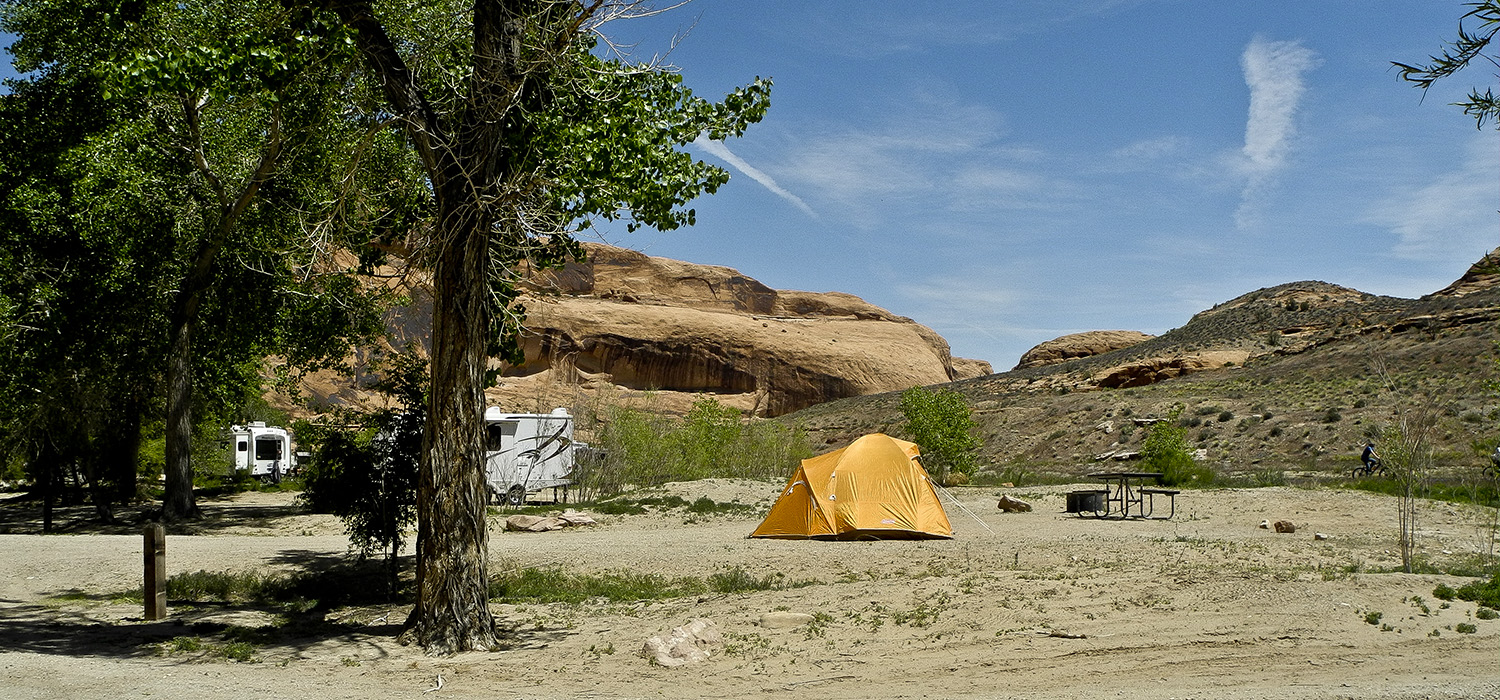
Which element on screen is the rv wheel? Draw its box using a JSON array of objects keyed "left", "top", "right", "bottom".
[{"left": 505, "top": 485, "right": 525, "bottom": 507}]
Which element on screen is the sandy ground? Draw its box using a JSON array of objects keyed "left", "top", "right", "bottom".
[{"left": 2, "top": 482, "right": 1499, "bottom": 700}]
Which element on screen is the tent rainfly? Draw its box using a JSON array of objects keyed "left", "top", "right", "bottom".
[{"left": 750, "top": 433, "right": 953, "bottom": 540}]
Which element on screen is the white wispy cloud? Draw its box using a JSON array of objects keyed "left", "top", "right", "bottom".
[
  {"left": 1368, "top": 133, "right": 1500, "bottom": 262},
  {"left": 771, "top": 95, "right": 1074, "bottom": 228},
  {"left": 1236, "top": 36, "right": 1320, "bottom": 227},
  {"left": 692, "top": 135, "right": 816, "bottom": 218}
]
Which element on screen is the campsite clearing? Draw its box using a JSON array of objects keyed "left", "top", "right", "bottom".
[{"left": 1, "top": 482, "right": 1498, "bottom": 700}]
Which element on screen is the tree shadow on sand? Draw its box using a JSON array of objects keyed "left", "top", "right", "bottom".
[
  {"left": 0, "top": 490, "right": 316, "bottom": 536},
  {"left": 0, "top": 551, "right": 573, "bottom": 662}
]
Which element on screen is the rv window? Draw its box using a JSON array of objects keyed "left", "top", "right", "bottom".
[
  {"left": 486, "top": 421, "right": 518, "bottom": 451},
  {"left": 254, "top": 438, "right": 282, "bottom": 460},
  {"left": 237, "top": 441, "right": 248, "bottom": 452}
]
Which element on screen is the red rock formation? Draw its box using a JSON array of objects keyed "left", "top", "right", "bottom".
[
  {"left": 274, "top": 243, "right": 990, "bottom": 418},
  {"left": 1014, "top": 330, "right": 1154, "bottom": 370},
  {"left": 508, "top": 243, "right": 989, "bottom": 416}
]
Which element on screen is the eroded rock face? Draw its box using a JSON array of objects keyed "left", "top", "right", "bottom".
[
  {"left": 505, "top": 244, "right": 985, "bottom": 416},
  {"left": 1091, "top": 350, "right": 1250, "bottom": 389},
  {"left": 1014, "top": 330, "right": 1154, "bottom": 370},
  {"left": 272, "top": 243, "right": 986, "bottom": 418}
]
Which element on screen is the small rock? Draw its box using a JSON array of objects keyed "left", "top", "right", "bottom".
[
  {"left": 1273, "top": 520, "right": 1296, "bottom": 534},
  {"left": 643, "top": 619, "right": 723, "bottom": 667},
  {"left": 1314, "top": 533, "right": 1329, "bottom": 541},
  {"left": 1259, "top": 520, "right": 1270, "bottom": 530},
  {"left": 759, "top": 612, "right": 814, "bottom": 629},
  {"left": 997, "top": 495, "right": 1033, "bottom": 513}
]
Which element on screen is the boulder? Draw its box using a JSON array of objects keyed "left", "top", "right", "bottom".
[
  {"left": 642, "top": 619, "right": 723, "bottom": 667},
  {"left": 996, "top": 495, "right": 1033, "bottom": 513},
  {"left": 1273, "top": 520, "right": 1297, "bottom": 534},
  {"left": 505, "top": 515, "right": 561, "bottom": 532},
  {"left": 557, "top": 511, "right": 597, "bottom": 527},
  {"left": 504, "top": 512, "right": 597, "bottom": 532}
]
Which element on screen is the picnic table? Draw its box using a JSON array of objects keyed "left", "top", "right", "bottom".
[{"left": 1069, "top": 471, "right": 1178, "bottom": 519}]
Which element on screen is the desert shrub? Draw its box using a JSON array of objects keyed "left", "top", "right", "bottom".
[
  {"left": 900, "top": 385, "right": 981, "bottom": 484},
  {"left": 168, "top": 569, "right": 285, "bottom": 603},
  {"left": 1321, "top": 408, "right": 1343, "bottom": 423},
  {"left": 1217, "top": 410, "right": 1234, "bottom": 423},
  {"left": 1450, "top": 571, "right": 1500, "bottom": 609},
  {"left": 489, "top": 566, "right": 705, "bottom": 603},
  {"left": 708, "top": 566, "right": 784, "bottom": 593},
  {"left": 580, "top": 397, "right": 812, "bottom": 497},
  {"left": 1141, "top": 409, "right": 1213, "bottom": 487},
  {"left": 1251, "top": 468, "right": 1286, "bottom": 487}
]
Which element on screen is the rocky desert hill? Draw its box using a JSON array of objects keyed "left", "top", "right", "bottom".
[
  {"left": 786, "top": 249, "right": 1500, "bottom": 482},
  {"left": 272, "top": 243, "right": 990, "bottom": 419}
]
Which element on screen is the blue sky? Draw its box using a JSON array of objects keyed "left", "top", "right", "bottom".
[
  {"left": 5, "top": 2, "right": 1498, "bottom": 370},
  {"left": 594, "top": 0, "right": 1500, "bottom": 369}
]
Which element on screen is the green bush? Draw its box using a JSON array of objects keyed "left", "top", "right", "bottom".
[
  {"left": 1141, "top": 409, "right": 1213, "bottom": 487},
  {"left": 1451, "top": 571, "right": 1500, "bottom": 609},
  {"left": 900, "top": 385, "right": 981, "bottom": 483}
]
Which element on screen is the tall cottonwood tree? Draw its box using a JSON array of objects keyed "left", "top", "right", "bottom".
[{"left": 309, "top": 0, "right": 769, "bottom": 652}]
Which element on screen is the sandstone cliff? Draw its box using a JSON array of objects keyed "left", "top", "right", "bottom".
[
  {"left": 506, "top": 243, "right": 990, "bottom": 416},
  {"left": 274, "top": 243, "right": 991, "bottom": 418}
]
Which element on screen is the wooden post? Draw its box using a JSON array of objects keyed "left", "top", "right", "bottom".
[{"left": 143, "top": 523, "right": 166, "bottom": 620}]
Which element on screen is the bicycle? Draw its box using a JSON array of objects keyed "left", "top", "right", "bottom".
[{"left": 1351, "top": 456, "right": 1385, "bottom": 479}]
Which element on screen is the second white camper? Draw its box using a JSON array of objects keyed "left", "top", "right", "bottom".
[{"left": 484, "top": 407, "right": 576, "bottom": 505}]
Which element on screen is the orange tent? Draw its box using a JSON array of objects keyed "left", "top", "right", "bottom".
[{"left": 750, "top": 433, "right": 953, "bottom": 540}]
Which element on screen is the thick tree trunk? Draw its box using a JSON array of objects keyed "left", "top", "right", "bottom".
[
  {"left": 161, "top": 314, "right": 200, "bottom": 520},
  {"left": 401, "top": 199, "right": 497, "bottom": 653},
  {"left": 112, "top": 394, "right": 145, "bottom": 505}
]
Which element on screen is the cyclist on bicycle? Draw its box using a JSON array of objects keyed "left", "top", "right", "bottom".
[{"left": 1361, "top": 442, "right": 1380, "bottom": 473}]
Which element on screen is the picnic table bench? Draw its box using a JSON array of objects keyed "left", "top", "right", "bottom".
[{"left": 1066, "top": 472, "right": 1177, "bottom": 519}]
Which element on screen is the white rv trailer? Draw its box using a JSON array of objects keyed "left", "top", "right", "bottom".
[
  {"left": 484, "top": 407, "right": 576, "bottom": 505},
  {"left": 229, "top": 422, "right": 295, "bottom": 482}
]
